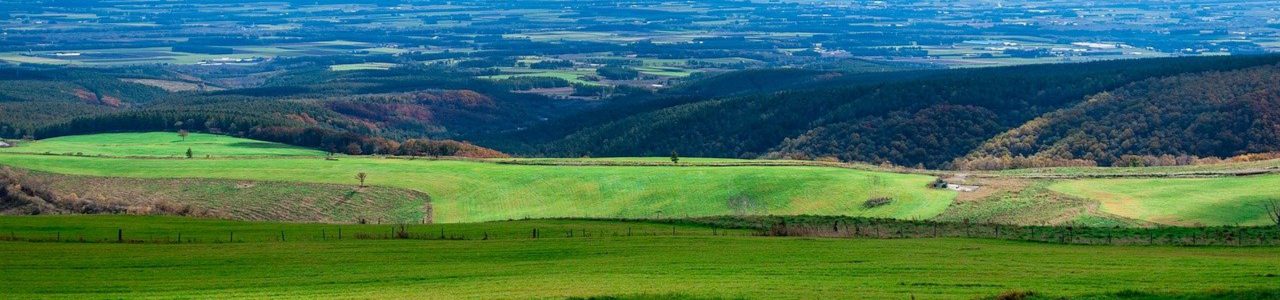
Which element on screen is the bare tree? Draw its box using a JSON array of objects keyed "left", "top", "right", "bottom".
[
  {"left": 355, "top": 172, "right": 368, "bottom": 188},
  {"left": 178, "top": 130, "right": 189, "bottom": 142},
  {"left": 1265, "top": 199, "right": 1280, "bottom": 229}
]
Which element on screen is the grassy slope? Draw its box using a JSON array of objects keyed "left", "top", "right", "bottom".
[
  {"left": 1049, "top": 175, "right": 1280, "bottom": 226},
  {"left": 25, "top": 171, "right": 430, "bottom": 223},
  {"left": 934, "top": 180, "right": 1142, "bottom": 227},
  {"left": 0, "top": 132, "right": 325, "bottom": 157},
  {"left": 0, "top": 217, "right": 1277, "bottom": 299},
  {"left": 0, "top": 154, "right": 955, "bottom": 223}
]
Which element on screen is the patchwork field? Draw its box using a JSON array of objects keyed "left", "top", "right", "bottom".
[{"left": 1, "top": 216, "right": 1277, "bottom": 300}]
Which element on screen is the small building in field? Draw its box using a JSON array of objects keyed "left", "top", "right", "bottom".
[{"left": 0, "top": 141, "right": 11, "bottom": 148}]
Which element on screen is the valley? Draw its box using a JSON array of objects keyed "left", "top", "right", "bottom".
[{"left": 4, "top": 1, "right": 1280, "bottom": 298}]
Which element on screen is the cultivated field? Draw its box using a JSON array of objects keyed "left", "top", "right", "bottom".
[{"left": 0, "top": 216, "right": 1277, "bottom": 299}]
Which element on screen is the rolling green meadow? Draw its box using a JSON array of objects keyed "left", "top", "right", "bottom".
[
  {"left": 3, "top": 133, "right": 1280, "bottom": 299},
  {"left": 0, "top": 133, "right": 955, "bottom": 223},
  {"left": 0, "top": 154, "right": 954, "bottom": 223},
  {"left": 1, "top": 216, "right": 1278, "bottom": 300},
  {"left": 3, "top": 132, "right": 1279, "bottom": 226},
  {"left": 1050, "top": 176, "right": 1280, "bottom": 226},
  {"left": 0, "top": 132, "right": 325, "bottom": 157}
]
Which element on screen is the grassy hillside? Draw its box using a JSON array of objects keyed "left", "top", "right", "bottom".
[
  {"left": 1, "top": 216, "right": 1277, "bottom": 299},
  {"left": 0, "top": 132, "right": 325, "bottom": 157},
  {"left": 10, "top": 170, "right": 430, "bottom": 223},
  {"left": 1050, "top": 175, "right": 1280, "bottom": 226},
  {"left": 0, "top": 134, "right": 955, "bottom": 223}
]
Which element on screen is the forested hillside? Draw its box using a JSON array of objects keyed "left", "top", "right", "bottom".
[
  {"left": 960, "top": 64, "right": 1280, "bottom": 169},
  {"left": 8, "top": 55, "right": 1280, "bottom": 167},
  {"left": 0, "top": 59, "right": 569, "bottom": 157},
  {"left": 525, "top": 55, "right": 1280, "bottom": 168}
]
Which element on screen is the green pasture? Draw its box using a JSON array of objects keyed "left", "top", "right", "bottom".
[
  {"left": 480, "top": 68, "right": 600, "bottom": 85},
  {"left": 0, "top": 153, "right": 955, "bottom": 223},
  {"left": 0, "top": 216, "right": 1276, "bottom": 299},
  {"left": 1050, "top": 175, "right": 1280, "bottom": 226},
  {"left": 0, "top": 132, "right": 325, "bottom": 157},
  {"left": 0, "top": 215, "right": 737, "bottom": 243},
  {"left": 329, "top": 62, "right": 399, "bottom": 71}
]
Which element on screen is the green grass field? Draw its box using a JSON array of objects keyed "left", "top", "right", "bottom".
[
  {"left": 0, "top": 216, "right": 1276, "bottom": 299},
  {"left": 0, "top": 154, "right": 955, "bottom": 223},
  {"left": 329, "top": 62, "right": 399, "bottom": 71},
  {"left": 5, "top": 132, "right": 1279, "bottom": 227},
  {"left": 0, "top": 132, "right": 325, "bottom": 157},
  {"left": 0, "top": 133, "right": 955, "bottom": 223},
  {"left": 1050, "top": 175, "right": 1280, "bottom": 226}
]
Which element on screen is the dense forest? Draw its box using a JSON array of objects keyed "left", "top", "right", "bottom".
[
  {"left": 960, "top": 64, "right": 1280, "bottom": 169},
  {"left": 0, "top": 59, "right": 568, "bottom": 157},
  {"left": 518, "top": 55, "right": 1280, "bottom": 168}
]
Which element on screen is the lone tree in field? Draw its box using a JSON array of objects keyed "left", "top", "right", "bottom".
[
  {"left": 185, "top": 148, "right": 193, "bottom": 159},
  {"left": 670, "top": 150, "right": 680, "bottom": 164},
  {"left": 178, "top": 129, "right": 189, "bottom": 141},
  {"left": 355, "top": 172, "right": 368, "bottom": 188},
  {"left": 1266, "top": 199, "right": 1280, "bottom": 229}
]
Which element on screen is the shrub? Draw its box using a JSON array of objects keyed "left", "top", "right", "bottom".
[
  {"left": 863, "top": 197, "right": 892, "bottom": 208},
  {"left": 993, "top": 290, "right": 1036, "bottom": 300}
]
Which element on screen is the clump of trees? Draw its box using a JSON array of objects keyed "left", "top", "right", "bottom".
[{"left": 595, "top": 66, "right": 640, "bottom": 80}]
